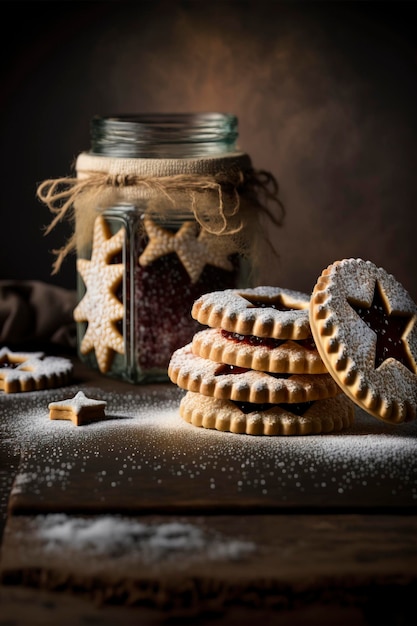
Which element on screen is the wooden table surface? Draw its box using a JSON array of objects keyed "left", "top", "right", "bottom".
[{"left": 0, "top": 357, "right": 416, "bottom": 625}]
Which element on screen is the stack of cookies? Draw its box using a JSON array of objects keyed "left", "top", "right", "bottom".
[{"left": 168, "top": 286, "right": 355, "bottom": 436}]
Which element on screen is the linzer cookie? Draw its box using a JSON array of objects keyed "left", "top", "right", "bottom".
[
  {"left": 309, "top": 258, "right": 417, "bottom": 424},
  {"left": 0, "top": 347, "right": 73, "bottom": 393},
  {"left": 192, "top": 327, "right": 327, "bottom": 374},
  {"left": 191, "top": 286, "right": 311, "bottom": 340},
  {"left": 168, "top": 343, "right": 341, "bottom": 404},
  {"left": 180, "top": 390, "right": 355, "bottom": 436}
]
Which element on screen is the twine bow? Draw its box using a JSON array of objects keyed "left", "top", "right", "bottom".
[{"left": 37, "top": 166, "right": 284, "bottom": 274}]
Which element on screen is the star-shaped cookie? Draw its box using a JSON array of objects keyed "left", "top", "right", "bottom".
[
  {"left": 73, "top": 215, "right": 125, "bottom": 373},
  {"left": 48, "top": 391, "right": 107, "bottom": 426},
  {"left": 138, "top": 218, "right": 234, "bottom": 283}
]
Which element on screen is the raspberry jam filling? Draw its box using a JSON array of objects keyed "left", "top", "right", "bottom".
[
  {"left": 348, "top": 281, "right": 414, "bottom": 371},
  {"left": 232, "top": 400, "right": 314, "bottom": 415},
  {"left": 214, "top": 363, "right": 250, "bottom": 375},
  {"left": 221, "top": 329, "right": 316, "bottom": 350}
]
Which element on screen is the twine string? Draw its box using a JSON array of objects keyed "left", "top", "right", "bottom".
[{"left": 37, "top": 167, "right": 284, "bottom": 273}]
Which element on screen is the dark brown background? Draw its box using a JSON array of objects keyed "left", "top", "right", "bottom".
[{"left": 1, "top": 1, "right": 417, "bottom": 299}]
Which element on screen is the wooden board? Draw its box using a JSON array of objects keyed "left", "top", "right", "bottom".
[
  {"left": 1, "top": 512, "right": 417, "bottom": 619},
  {"left": 1, "top": 360, "right": 417, "bottom": 621}
]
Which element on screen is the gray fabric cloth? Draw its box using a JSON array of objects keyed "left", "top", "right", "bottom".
[{"left": 0, "top": 280, "right": 77, "bottom": 350}]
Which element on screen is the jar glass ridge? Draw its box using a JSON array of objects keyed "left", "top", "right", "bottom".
[{"left": 90, "top": 112, "right": 239, "bottom": 158}]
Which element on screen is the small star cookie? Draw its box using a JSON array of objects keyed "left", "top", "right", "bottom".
[
  {"left": 73, "top": 216, "right": 125, "bottom": 373},
  {"left": 138, "top": 218, "right": 234, "bottom": 283},
  {"left": 48, "top": 391, "right": 107, "bottom": 426}
]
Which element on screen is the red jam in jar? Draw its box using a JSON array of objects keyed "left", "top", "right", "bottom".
[{"left": 69, "top": 113, "right": 272, "bottom": 383}]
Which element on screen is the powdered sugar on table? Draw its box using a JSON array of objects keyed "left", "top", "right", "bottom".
[{"left": 1, "top": 381, "right": 416, "bottom": 514}]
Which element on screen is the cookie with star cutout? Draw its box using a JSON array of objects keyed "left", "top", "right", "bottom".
[
  {"left": 168, "top": 343, "right": 342, "bottom": 404},
  {"left": 191, "top": 327, "right": 328, "bottom": 374},
  {"left": 0, "top": 347, "right": 73, "bottom": 393},
  {"left": 179, "top": 390, "right": 355, "bottom": 436},
  {"left": 191, "top": 286, "right": 312, "bottom": 340},
  {"left": 309, "top": 258, "right": 417, "bottom": 424}
]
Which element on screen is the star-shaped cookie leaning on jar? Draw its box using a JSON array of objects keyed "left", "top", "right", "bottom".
[
  {"left": 138, "top": 218, "right": 235, "bottom": 283},
  {"left": 73, "top": 215, "right": 125, "bottom": 373}
]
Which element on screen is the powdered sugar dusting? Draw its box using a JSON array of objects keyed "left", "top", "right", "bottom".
[
  {"left": 2, "top": 383, "right": 417, "bottom": 512},
  {"left": 27, "top": 514, "right": 256, "bottom": 566}
]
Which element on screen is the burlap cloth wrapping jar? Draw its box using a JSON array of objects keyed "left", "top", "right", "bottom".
[{"left": 37, "top": 113, "right": 284, "bottom": 383}]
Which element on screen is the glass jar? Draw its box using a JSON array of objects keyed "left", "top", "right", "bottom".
[{"left": 72, "top": 113, "right": 260, "bottom": 383}]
